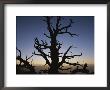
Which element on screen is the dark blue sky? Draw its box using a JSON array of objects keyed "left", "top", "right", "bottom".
[{"left": 16, "top": 16, "right": 94, "bottom": 65}]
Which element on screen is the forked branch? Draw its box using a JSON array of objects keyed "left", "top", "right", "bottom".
[
  {"left": 59, "top": 46, "right": 82, "bottom": 66},
  {"left": 34, "top": 38, "right": 51, "bottom": 66}
]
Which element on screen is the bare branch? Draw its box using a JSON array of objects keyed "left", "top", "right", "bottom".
[
  {"left": 35, "top": 37, "right": 51, "bottom": 49},
  {"left": 58, "top": 46, "right": 72, "bottom": 66},
  {"left": 65, "top": 53, "right": 82, "bottom": 59},
  {"left": 59, "top": 45, "right": 82, "bottom": 67},
  {"left": 44, "top": 16, "right": 53, "bottom": 36},
  {"left": 54, "top": 18, "right": 78, "bottom": 37},
  {"left": 57, "top": 42, "right": 62, "bottom": 50},
  {"left": 51, "top": 24, "right": 56, "bottom": 32},
  {"left": 58, "top": 31, "right": 79, "bottom": 37},
  {"left": 63, "top": 46, "right": 72, "bottom": 56},
  {"left": 26, "top": 55, "right": 34, "bottom": 61},
  {"left": 34, "top": 46, "right": 51, "bottom": 66},
  {"left": 60, "top": 19, "right": 74, "bottom": 30},
  {"left": 58, "top": 52, "right": 63, "bottom": 55},
  {"left": 56, "top": 16, "right": 61, "bottom": 30},
  {"left": 65, "top": 62, "right": 83, "bottom": 67},
  {"left": 32, "top": 51, "right": 42, "bottom": 56},
  {"left": 44, "top": 33, "right": 51, "bottom": 38},
  {"left": 34, "top": 38, "right": 51, "bottom": 66}
]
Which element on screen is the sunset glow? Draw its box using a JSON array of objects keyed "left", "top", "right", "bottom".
[{"left": 16, "top": 16, "right": 94, "bottom": 74}]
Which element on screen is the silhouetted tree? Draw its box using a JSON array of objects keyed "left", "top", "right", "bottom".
[
  {"left": 16, "top": 48, "right": 35, "bottom": 74},
  {"left": 16, "top": 47, "right": 33, "bottom": 66},
  {"left": 33, "top": 16, "right": 82, "bottom": 74}
]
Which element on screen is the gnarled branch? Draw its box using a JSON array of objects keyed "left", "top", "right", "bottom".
[
  {"left": 43, "top": 16, "right": 53, "bottom": 36},
  {"left": 35, "top": 37, "right": 51, "bottom": 49},
  {"left": 34, "top": 38, "right": 51, "bottom": 66},
  {"left": 58, "top": 31, "right": 78, "bottom": 37},
  {"left": 44, "top": 33, "right": 51, "bottom": 38},
  {"left": 60, "top": 19, "right": 74, "bottom": 30},
  {"left": 65, "top": 53, "right": 82, "bottom": 59},
  {"left": 26, "top": 55, "right": 34, "bottom": 61},
  {"left": 58, "top": 46, "right": 72, "bottom": 66},
  {"left": 56, "top": 16, "right": 61, "bottom": 30},
  {"left": 65, "top": 61, "right": 83, "bottom": 67},
  {"left": 54, "top": 17, "right": 79, "bottom": 37},
  {"left": 58, "top": 45, "right": 82, "bottom": 66}
]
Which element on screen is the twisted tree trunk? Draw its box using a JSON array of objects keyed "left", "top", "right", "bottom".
[{"left": 48, "top": 36, "right": 59, "bottom": 74}]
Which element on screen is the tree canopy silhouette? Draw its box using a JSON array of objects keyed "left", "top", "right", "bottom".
[{"left": 33, "top": 16, "right": 82, "bottom": 74}]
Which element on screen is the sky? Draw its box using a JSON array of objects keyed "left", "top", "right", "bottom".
[{"left": 16, "top": 16, "right": 94, "bottom": 66}]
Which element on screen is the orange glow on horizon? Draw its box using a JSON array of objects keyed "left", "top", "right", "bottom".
[{"left": 16, "top": 57, "right": 94, "bottom": 66}]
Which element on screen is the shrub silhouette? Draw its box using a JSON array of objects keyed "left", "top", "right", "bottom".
[{"left": 16, "top": 48, "right": 36, "bottom": 74}]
